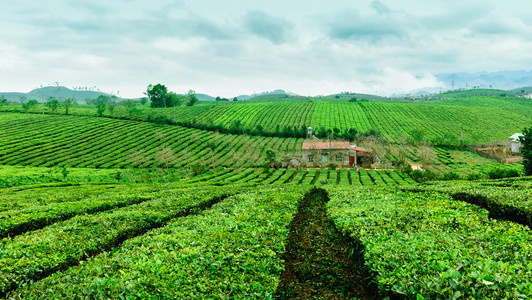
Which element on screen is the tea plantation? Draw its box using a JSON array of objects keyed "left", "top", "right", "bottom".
[{"left": 1, "top": 94, "right": 532, "bottom": 299}]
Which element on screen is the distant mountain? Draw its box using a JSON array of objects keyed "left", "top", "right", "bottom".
[
  {"left": 236, "top": 89, "right": 295, "bottom": 101},
  {"left": 195, "top": 93, "right": 216, "bottom": 101},
  {"left": 0, "top": 86, "right": 113, "bottom": 103},
  {"left": 435, "top": 70, "right": 532, "bottom": 90}
]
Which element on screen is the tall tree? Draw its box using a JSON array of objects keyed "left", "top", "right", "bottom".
[
  {"left": 167, "top": 92, "right": 183, "bottom": 107},
  {"left": 95, "top": 95, "right": 110, "bottom": 117},
  {"left": 22, "top": 99, "right": 38, "bottom": 113},
  {"left": 0, "top": 96, "right": 7, "bottom": 111},
  {"left": 63, "top": 98, "right": 76, "bottom": 115},
  {"left": 521, "top": 127, "right": 532, "bottom": 176},
  {"left": 146, "top": 84, "right": 169, "bottom": 108},
  {"left": 107, "top": 101, "right": 116, "bottom": 117},
  {"left": 124, "top": 100, "right": 141, "bottom": 119},
  {"left": 46, "top": 97, "right": 60, "bottom": 114},
  {"left": 186, "top": 90, "right": 198, "bottom": 106}
]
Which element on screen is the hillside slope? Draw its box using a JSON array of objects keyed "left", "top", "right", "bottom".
[
  {"left": 0, "top": 113, "right": 301, "bottom": 169},
  {"left": 152, "top": 97, "right": 532, "bottom": 144}
]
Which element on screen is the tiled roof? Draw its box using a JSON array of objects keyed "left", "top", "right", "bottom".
[
  {"left": 302, "top": 141, "right": 350, "bottom": 150},
  {"left": 351, "top": 147, "right": 373, "bottom": 152}
]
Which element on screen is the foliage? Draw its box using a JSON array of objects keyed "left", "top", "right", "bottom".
[
  {"left": 487, "top": 168, "right": 520, "bottom": 179},
  {"left": 186, "top": 90, "right": 199, "bottom": 106},
  {"left": 107, "top": 101, "right": 116, "bottom": 116},
  {"left": 521, "top": 126, "right": 532, "bottom": 176},
  {"left": 46, "top": 97, "right": 60, "bottom": 114},
  {"left": 1, "top": 186, "right": 238, "bottom": 297},
  {"left": 63, "top": 97, "right": 76, "bottom": 115},
  {"left": 409, "top": 169, "right": 436, "bottom": 182},
  {"left": 123, "top": 100, "right": 142, "bottom": 119},
  {"left": 0, "top": 95, "right": 7, "bottom": 110},
  {"left": 146, "top": 83, "right": 169, "bottom": 108},
  {"left": 441, "top": 171, "right": 461, "bottom": 180},
  {"left": 417, "top": 145, "right": 437, "bottom": 167},
  {"left": 329, "top": 187, "right": 532, "bottom": 298},
  {"left": 167, "top": 91, "right": 183, "bottom": 107},
  {"left": 9, "top": 187, "right": 303, "bottom": 299},
  {"left": 21, "top": 99, "right": 38, "bottom": 113},
  {"left": 94, "top": 95, "right": 110, "bottom": 117},
  {"left": 265, "top": 148, "right": 277, "bottom": 167}
]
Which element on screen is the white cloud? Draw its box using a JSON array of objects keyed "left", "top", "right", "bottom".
[{"left": 1, "top": 0, "right": 532, "bottom": 97}]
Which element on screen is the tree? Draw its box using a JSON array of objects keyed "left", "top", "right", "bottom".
[
  {"left": 155, "top": 146, "right": 177, "bottom": 168},
  {"left": 46, "top": 97, "right": 60, "bottom": 114},
  {"left": 417, "top": 145, "right": 437, "bottom": 167},
  {"left": 521, "top": 127, "right": 532, "bottom": 176},
  {"left": 167, "top": 92, "right": 183, "bottom": 107},
  {"left": 146, "top": 84, "right": 169, "bottom": 108},
  {"left": 265, "top": 148, "right": 277, "bottom": 168},
  {"left": 233, "top": 97, "right": 238, "bottom": 101},
  {"left": 124, "top": 100, "right": 141, "bottom": 119},
  {"left": 22, "top": 99, "right": 38, "bottom": 113},
  {"left": 107, "top": 101, "right": 116, "bottom": 116},
  {"left": 63, "top": 98, "right": 76, "bottom": 115},
  {"left": 0, "top": 96, "right": 7, "bottom": 111},
  {"left": 95, "top": 95, "right": 110, "bottom": 117},
  {"left": 186, "top": 90, "right": 198, "bottom": 106}
]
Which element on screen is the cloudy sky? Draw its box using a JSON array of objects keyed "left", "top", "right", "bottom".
[{"left": 1, "top": 0, "right": 532, "bottom": 98}]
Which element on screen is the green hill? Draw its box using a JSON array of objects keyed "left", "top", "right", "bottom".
[
  {"left": 1, "top": 86, "right": 114, "bottom": 102},
  {"left": 151, "top": 97, "right": 531, "bottom": 145}
]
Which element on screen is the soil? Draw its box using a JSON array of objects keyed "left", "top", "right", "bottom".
[{"left": 275, "top": 188, "right": 378, "bottom": 299}]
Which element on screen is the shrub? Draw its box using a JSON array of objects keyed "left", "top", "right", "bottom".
[
  {"left": 409, "top": 170, "right": 435, "bottom": 182},
  {"left": 442, "top": 171, "right": 461, "bottom": 181},
  {"left": 467, "top": 172, "right": 485, "bottom": 181}
]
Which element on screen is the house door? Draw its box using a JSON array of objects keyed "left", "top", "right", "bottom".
[{"left": 349, "top": 156, "right": 355, "bottom": 166}]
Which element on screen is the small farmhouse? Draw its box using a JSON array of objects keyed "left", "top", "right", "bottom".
[
  {"left": 301, "top": 141, "right": 373, "bottom": 168},
  {"left": 509, "top": 133, "right": 524, "bottom": 153}
]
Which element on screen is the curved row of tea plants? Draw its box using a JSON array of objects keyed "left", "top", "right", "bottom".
[
  {"left": 412, "top": 178, "right": 532, "bottom": 227},
  {"left": 327, "top": 187, "right": 532, "bottom": 298},
  {"left": 0, "top": 185, "right": 242, "bottom": 297},
  {"left": 7, "top": 186, "right": 305, "bottom": 299}
]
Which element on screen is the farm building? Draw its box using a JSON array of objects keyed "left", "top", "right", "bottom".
[
  {"left": 301, "top": 141, "right": 373, "bottom": 168},
  {"left": 509, "top": 133, "right": 524, "bottom": 153}
]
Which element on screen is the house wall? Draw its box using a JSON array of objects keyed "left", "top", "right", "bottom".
[
  {"left": 511, "top": 142, "right": 522, "bottom": 153},
  {"left": 302, "top": 149, "right": 351, "bottom": 167}
]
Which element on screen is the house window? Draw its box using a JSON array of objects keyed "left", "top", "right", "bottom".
[
  {"left": 322, "top": 155, "right": 328, "bottom": 162},
  {"left": 308, "top": 155, "right": 314, "bottom": 162},
  {"left": 336, "top": 155, "right": 343, "bottom": 162}
]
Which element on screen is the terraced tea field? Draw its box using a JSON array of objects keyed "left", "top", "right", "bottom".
[
  {"left": 0, "top": 114, "right": 302, "bottom": 169},
  {"left": 5, "top": 95, "right": 532, "bottom": 144},
  {"left": 1, "top": 175, "right": 532, "bottom": 298},
  {"left": 1, "top": 93, "right": 532, "bottom": 299}
]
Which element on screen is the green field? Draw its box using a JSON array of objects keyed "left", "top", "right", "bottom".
[
  {"left": 4, "top": 94, "right": 532, "bottom": 144},
  {"left": 1, "top": 92, "right": 532, "bottom": 298}
]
